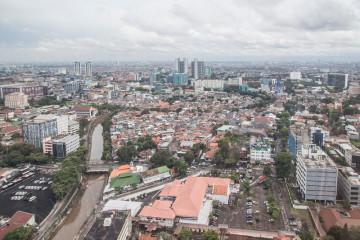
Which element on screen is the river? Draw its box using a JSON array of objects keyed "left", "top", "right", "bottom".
[{"left": 51, "top": 124, "right": 105, "bottom": 240}]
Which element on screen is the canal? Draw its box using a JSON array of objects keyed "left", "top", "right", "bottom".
[{"left": 51, "top": 124, "right": 105, "bottom": 240}]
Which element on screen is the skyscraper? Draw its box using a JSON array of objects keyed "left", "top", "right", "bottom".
[
  {"left": 175, "top": 58, "right": 188, "bottom": 74},
  {"left": 191, "top": 59, "right": 205, "bottom": 80},
  {"left": 74, "top": 61, "right": 81, "bottom": 76},
  {"left": 85, "top": 61, "right": 92, "bottom": 77},
  {"left": 327, "top": 73, "right": 349, "bottom": 90}
]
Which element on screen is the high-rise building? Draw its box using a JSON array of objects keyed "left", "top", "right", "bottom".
[
  {"left": 338, "top": 167, "right": 360, "bottom": 208},
  {"left": 327, "top": 73, "right": 349, "bottom": 89},
  {"left": 191, "top": 59, "right": 205, "bottom": 80},
  {"left": 172, "top": 73, "right": 188, "bottom": 86},
  {"left": 296, "top": 144, "right": 338, "bottom": 202},
  {"left": 85, "top": 61, "right": 92, "bottom": 77},
  {"left": 289, "top": 72, "right": 302, "bottom": 80},
  {"left": 175, "top": 58, "right": 188, "bottom": 74},
  {"left": 74, "top": 61, "right": 81, "bottom": 76},
  {"left": 23, "top": 115, "right": 59, "bottom": 149},
  {"left": 310, "top": 127, "right": 329, "bottom": 148},
  {"left": 4, "top": 92, "right": 29, "bottom": 109},
  {"left": 288, "top": 124, "right": 310, "bottom": 159},
  {"left": 150, "top": 72, "right": 159, "bottom": 86}
]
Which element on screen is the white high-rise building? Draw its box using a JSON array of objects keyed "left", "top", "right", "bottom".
[
  {"left": 74, "top": 61, "right": 81, "bottom": 76},
  {"left": 338, "top": 167, "right": 360, "bottom": 208},
  {"left": 296, "top": 144, "right": 338, "bottom": 202},
  {"left": 191, "top": 59, "right": 205, "bottom": 80},
  {"left": 85, "top": 61, "right": 92, "bottom": 77},
  {"left": 290, "top": 72, "right": 302, "bottom": 80}
]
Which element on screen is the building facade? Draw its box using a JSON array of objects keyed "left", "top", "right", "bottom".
[
  {"left": 338, "top": 167, "right": 360, "bottom": 208},
  {"left": 4, "top": 92, "right": 29, "bottom": 109},
  {"left": 296, "top": 144, "right": 338, "bottom": 202},
  {"left": 327, "top": 73, "right": 349, "bottom": 90},
  {"left": 23, "top": 115, "right": 58, "bottom": 149},
  {"left": 52, "top": 134, "right": 80, "bottom": 158},
  {"left": 250, "top": 141, "right": 272, "bottom": 164}
]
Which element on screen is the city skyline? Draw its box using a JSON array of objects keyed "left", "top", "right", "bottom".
[{"left": 1, "top": 0, "right": 360, "bottom": 62}]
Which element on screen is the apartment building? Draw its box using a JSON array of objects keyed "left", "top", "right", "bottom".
[
  {"left": 4, "top": 92, "right": 29, "bottom": 109},
  {"left": 250, "top": 141, "right": 272, "bottom": 164}
]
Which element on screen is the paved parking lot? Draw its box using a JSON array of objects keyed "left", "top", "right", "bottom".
[
  {"left": 0, "top": 172, "right": 56, "bottom": 223},
  {"left": 217, "top": 167, "right": 285, "bottom": 231}
]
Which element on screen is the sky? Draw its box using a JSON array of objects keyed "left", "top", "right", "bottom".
[{"left": 1, "top": 0, "right": 360, "bottom": 62}]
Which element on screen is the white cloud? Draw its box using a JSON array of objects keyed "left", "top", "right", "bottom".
[{"left": 0, "top": 0, "right": 360, "bottom": 62}]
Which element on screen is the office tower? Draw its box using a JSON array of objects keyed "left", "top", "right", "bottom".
[
  {"left": 85, "top": 61, "right": 92, "bottom": 77},
  {"left": 191, "top": 59, "right": 205, "bottom": 80},
  {"left": 296, "top": 144, "right": 338, "bottom": 202},
  {"left": 327, "top": 73, "right": 349, "bottom": 89},
  {"left": 338, "top": 167, "right": 360, "bottom": 208},
  {"left": 150, "top": 72, "right": 159, "bottom": 86},
  {"left": 289, "top": 72, "right": 302, "bottom": 80},
  {"left": 175, "top": 58, "right": 188, "bottom": 74},
  {"left": 23, "top": 115, "right": 59, "bottom": 149},
  {"left": 172, "top": 73, "right": 188, "bottom": 86},
  {"left": 310, "top": 127, "right": 329, "bottom": 148},
  {"left": 74, "top": 61, "right": 81, "bottom": 76}
]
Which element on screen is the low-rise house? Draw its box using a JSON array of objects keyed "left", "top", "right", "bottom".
[
  {"left": 141, "top": 166, "right": 171, "bottom": 184},
  {"left": 319, "top": 208, "right": 360, "bottom": 232},
  {"left": 74, "top": 105, "right": 98, "bottom": 119},
  {"left": 0, "top": 211, "right": 36, "bottom": 240}
]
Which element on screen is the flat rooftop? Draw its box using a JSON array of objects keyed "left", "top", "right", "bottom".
[{"left": 84, "top": 211, "right": 128, "bottom": 240}]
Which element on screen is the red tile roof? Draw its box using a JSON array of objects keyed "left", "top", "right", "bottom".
[{"left": 0, "top": 211, "right": 34, "bottom": 240}]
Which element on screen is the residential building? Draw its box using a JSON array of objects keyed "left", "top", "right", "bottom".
[
  {"left": 85, "top": 61, "right": 92, "bottom": 77},
  {"left": 23, "top": 115, "right": 59, "bottom": 149},
  {"left": 138, "top": 176, "right": 231, "bottom": 227},
  {"left": 141, "top": 166, "right": 171, "bottom": 184},
  {"left": 74, "top": 105, "right": 98, "bottom": 119},
  {"left": 4, "top": 92, "right": 29, "bottom": 109},
  {"left": 194, "top": 79, "right": 225, "bottom": 91},
  {"left": 175, "top": 57, "right": 188, "bottom": 74},
  {"left": 296, "top": 144, "right": 338, "bottom": 202},
  {"left": 338, "top": 167, "right": 360, "bottom": 207},
  {"left": 327, "top": 73, "right": 349, "bottom": 89},
  {"left": 0, "top": 83, "right": 48, "bottom": 99},
  {"left": 250, "top": 140, "right": 272, "bottom": 164},
  {"left": 310, "top": 127, "right": 329, "bottom": 147},
  {"left": 191, "top": 59, "right": 205, "bottom": 80},
  {"left": 84, "top": 210, "right": 132, "bottom": 240},
  {"left": 74, "top": 61, "right": 81, "bottom": 76},
  {"left": 0, "top": 211, "right": 36, "bottom": 240},
  {"left": 172, "top": 73, "right": 188, "bottom": 86}
]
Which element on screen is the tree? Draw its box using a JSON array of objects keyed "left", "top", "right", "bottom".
[
  {"left": 4, "top": 226, "right": 34, "bottom": 240},
  {"left": 327, "top": 226, "right": 344, "bottom": 240},
  {"left": 183, "top": 151, "right": 195, "bottom": 164},
  {"left": 275, "top": 151, "right": 292, "bottom": 178},
  {"left": 299, "top": 223, "right": 314, "bottom": 240},
  {"left": 263, "top": 165, "right": 272, "bottom": 177},
  {"left": 150, "top": 150, "right": 175, "bottom": 168},
  {"left": 137, "top": 135, "right": 156, "bottom": 151},
  {"left": 178, "top": 229, "right": 192, "bottom": 240},
  {"left": 242, "top": 180, "right": 251, "bottom": 195},
  {"left": 202, "top": 230, "right": 219, "bottom": 240},
  {"left": 174, "top": 160, "right": 188, "bottom": 177},
  {"left": 117, "top": 143, "right": 137, "bottom": 163}
]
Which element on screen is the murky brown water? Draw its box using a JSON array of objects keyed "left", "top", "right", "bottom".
[{"left": 51, "top": 124, "right": 105, "bottom": 240}]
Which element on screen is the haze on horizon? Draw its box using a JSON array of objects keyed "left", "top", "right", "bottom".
[{"left": 1, "top": 0, "right": 360, "bottom": 63}]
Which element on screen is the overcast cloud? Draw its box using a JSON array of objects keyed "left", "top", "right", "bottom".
[{"left": 1, "top": 0, "right": 360, "bottom": 62}]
